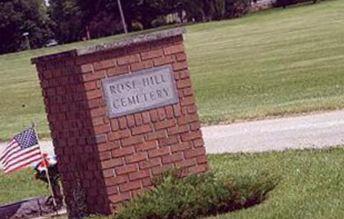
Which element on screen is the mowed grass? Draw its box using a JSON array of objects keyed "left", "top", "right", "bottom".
[
  {"left": 0, "top": 0, "right": 344, "bottom": 140},
  {"left": 0, "top": 169, "right": 49, "bottom": 204},
  {"left": 1, "top": 147, "right": 344, "bottom": 219},
  {"left": 209, "top": 147, "right": 344, "bottom": 219}
]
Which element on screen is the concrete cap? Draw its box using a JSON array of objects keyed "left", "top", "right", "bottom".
[{"left": 31, "top": 27, "right": 186, "bottom": 64}]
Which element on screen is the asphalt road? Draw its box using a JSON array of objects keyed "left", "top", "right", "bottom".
[{"left": 1, "top": 110, "right": 344, "bottom": 169}]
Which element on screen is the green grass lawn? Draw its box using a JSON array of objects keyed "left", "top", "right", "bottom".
[
  {"left": 1, "top": 147, "right": 344, "bottom": 218},
  {"left": 0, "top": 169, "right": 48, "bottom": 204},
  {"left": 1, "top": 0, "right": 344, "bottom": 140}
]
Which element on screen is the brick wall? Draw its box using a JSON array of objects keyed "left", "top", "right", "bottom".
[{"left": 33, "top": 28, "right": 208, "bottom": 217}]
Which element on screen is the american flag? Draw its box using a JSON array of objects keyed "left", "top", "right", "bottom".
[{"left": 0, "top": 128, "right": 42, "bottom": 174}]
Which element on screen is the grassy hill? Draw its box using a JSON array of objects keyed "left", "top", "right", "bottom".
[{"left": 0, "top": 0, "right": 343, "bottom": 140}]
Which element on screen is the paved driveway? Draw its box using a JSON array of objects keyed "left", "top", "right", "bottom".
[{"left": 1, "top": 110, "right": 344, "bottom": 169}]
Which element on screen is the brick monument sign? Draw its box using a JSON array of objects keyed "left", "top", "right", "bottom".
[{"left": 32, "top": 28, "right": 208, "bottom": 217}]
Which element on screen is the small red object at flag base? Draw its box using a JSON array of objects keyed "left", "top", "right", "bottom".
[{"left": 34, "top": 153, "right": 57, "bottom": 173}]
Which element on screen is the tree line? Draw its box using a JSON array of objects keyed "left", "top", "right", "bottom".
[
  {"left": 0, "top": 0, "right": 254, "bottom": 54},
  {"left": 0, "top": 0, "right": 320, "bottom": 54}
]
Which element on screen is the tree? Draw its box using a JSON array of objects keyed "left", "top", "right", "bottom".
[
  {"left": 0, "top": 0, "right": 53, "bottom": 54},
  {"left": 49, "top": 0, "right": 83, "bottom": 43}
]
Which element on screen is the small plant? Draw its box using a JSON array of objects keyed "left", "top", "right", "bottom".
[{"left": 114, "top": 171, "right": 278, "bottom": 219}]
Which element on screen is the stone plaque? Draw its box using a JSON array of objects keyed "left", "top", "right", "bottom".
[{"left": 102, "top": 65, "right": 178, "bottom": 118}]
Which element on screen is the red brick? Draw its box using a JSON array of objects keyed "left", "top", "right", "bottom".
[
  {"left": 111, "top": 147, "right": 135, "bottom": 158},
  {"left": 87, "top": 98, "right": 103, "bottom": 109},
  {"left": 152, "top": 164, "right": 174, "bottom": 176},
  {"left": 118, "top": 117, "right": 127, "bottom": 129},
  {"left": 167, "top": 125, "right": 189, "bottom": 135},
  {"left": 117, "top": 54, "right": 140, "bottom": 65},
  {"left": 109, "top": 192, "right": 130, "bottom": 204},
  {"left": 132, "top": 124, "right": 152, "bottom": 135},
  {"left": 129, "top": 170, "right": 150, "bottom": 181},
  {"left": 108, "top": 129, "right": 131, "bottom": 140},
  {"left": 148, "top": 147, "right": 171, "bottom": 158},
  {"left": 82, "top": 70, "right": 106, "bottom": 82},
  {"left": 181, "top": 130, "right": 202, "bottom": 142},
  {"left": 176, "top": 159, "right": 197, "bottom": 168},
  {"left": 99, "top": 151, "right": 112, "bottom": 161},
  {"left": 180, "top": 96, "right": 195, "bottom": 107},
  {"left": 141, "top": 49, "right": 163, "bottom": 60},
  {"left": 184, "top": 147, "right": 206, "bottom": 159},
  {"left": 154, "top": 119, "right": 176, "bottom": 130},
  {"left": 80, "top": 64, "right": 93, "bottom": 73},
  {"left": 142, "top": 178, "right": 153, "bottom": 187},
  {"left": 183, "top": 88, "right": 193, "bottom": 97},
  {"left": 175, "top": 52, "right": 187, "bottom": 61},
  {"left": 157, "top": 108, "right": 166, "bottom": 120},
  {"left": 171, "top": 142, "right": 192, "bottom": 153},
  {"left": 149, "top": 110, "right": 159, "bottom": 122},
  {"left": 94, "top": 134, "right": 107, "bottom": 144},
  {"left": 101, "top": 158, "right": 123, "bottom": 169},
  {"left": 115, "top": 163, "right": 138, "bottom": 175},
  {"left": 134, "top": 113, "right": 143, "bottom": 126},
  {"left": 106, "top": 186, "right": 118, "bottom": 195},
  {"left": 136, "top": 141, "right": 158, "bottom": 152},
  {"left": 177, "top": 78, "right": 192, "bottom": 89},
  {"left": 104, "top": 175, "right": 128, "bottom": 186},
  {"left": 110, "top": 119, "right": 119, "bottom": 131},
  {"left": 187, "top": 105, "right": 197, "bottom": 114},
  {"left": 119, "top": 180, "right": 141, "bottom": 192},
  {"left": 131, "top": 60, "right": 153, "bottom": 71},
  {"left": 94, "top": 124, "right": 111, "bottom": 134},
  {"left": 107, "top": 65, "right": 129, "bottom": 76},
  {"left": 178, "top": 114, "right": 199, "bottom": 125},
  {"left": 173, "top": 61, "right": 188, "bottom": 71},
  {"left": 93, "top": 59, "right": 116, "bottom": 71},
  {"left": 102, "top": 169, "right": 115, "bottom": 178},
  {"left": 139, "top": 157, "right": 161, "bottom": 169},
  {"left": 164, "top": 44, "right": 184, "bottom": 55},
  {"left": 125, "top": 152, "right": 148, "bottom": 163},
  {"left": 159, "top": 136, "right": 179, "bottom": 146},
  {"left": 141, "top": 112, "right": 151, "bottom": 124},
  {"left": 121, "top": 135, "right": 144, "bottom": 147},
  {"left": 179, "top": 70, "right": 189, "bottom": 79},
  {"left": 89, "top": 107, "right": 106, "bottom": 117},
  {"left": 193, "top": 138, "right": 205, "bottom": 148},
  {"left": 146, "top": 130, "right": 166, "bottom": 141},
  {"left": 196, "top": 155, "right": 208, "bottom": 164},
  {"left": 165, "top": 106, "right": 174, "bottom": 119},
  {"left": 126, "top": 115, "right": 135, "bottom": 127},
  {"left": 153, "top": 56, "right": 174, "bottom": 66},
  {"left": 173, "top": 105, "right": 182, "bottom": 117},
  {"left": 162, "top": 152, "right": 184, "bottom": 164}
]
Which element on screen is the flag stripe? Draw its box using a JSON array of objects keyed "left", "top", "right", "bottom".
[
  {"left": 5, "top": 155, "right": 42, "bottom": 173},
  {"left": 4, "top": 151, "right": 42, "bottom": 170},
  {"left": 3, "top": 147, "right": 41, "bottom": 168},
  {"left": 0, "top": 145, "right": 21, "bottom": 163},
  {"left": 3, "top": 145, "right": 40, "bottom": 167},
  {"left": 0, "top": 140, "right": 18, "bottom": 161}
]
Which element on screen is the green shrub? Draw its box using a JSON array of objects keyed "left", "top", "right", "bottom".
[
  {"left": 114, "top": 171, "right": 278, "bottom": 219},
  {"left": 274, "top": 0, "right": 319, "bottom": 8},
  {"left": 225, "top": 0, "right": 252, "bottom": 18}
]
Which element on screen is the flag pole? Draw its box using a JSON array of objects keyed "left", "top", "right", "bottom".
[{"left": 32, "top": 123, "right": 59, "bottom": 213}]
